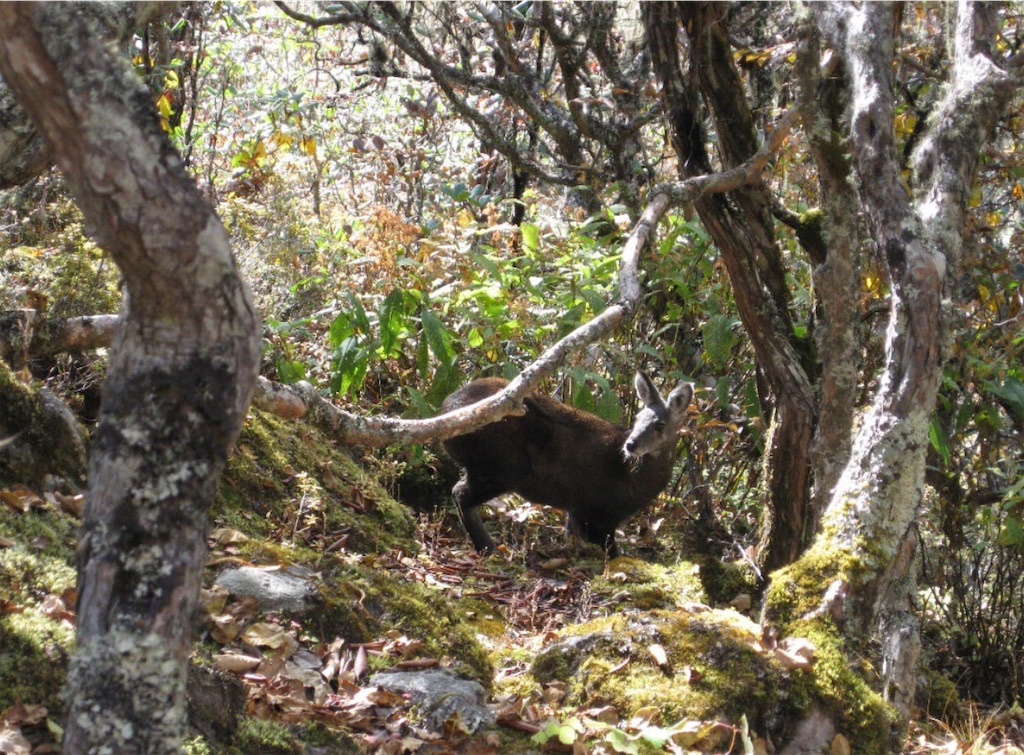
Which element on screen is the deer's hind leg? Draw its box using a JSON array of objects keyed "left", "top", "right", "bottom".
[{"left": 452, "top": 474, "right": 503, "bottom": 554}]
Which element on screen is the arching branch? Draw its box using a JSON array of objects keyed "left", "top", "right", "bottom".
[
  {"left": 257, "top": 109, "right": 797, "bottom": 444},
  {"left": 3, "top": 111, "right": 796, "bottom": 447}
]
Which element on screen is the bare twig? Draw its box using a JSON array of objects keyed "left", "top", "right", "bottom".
[
  {"left": 248, "top": 110, "right": 796, "bottom": 446},
  {"left": 3, "top": 111, "right": 795, "bottom": 447}
]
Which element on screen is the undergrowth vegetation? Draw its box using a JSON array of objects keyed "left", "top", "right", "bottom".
[{"left": 2, "top": 2, "right": 1024, "bottom": 752}]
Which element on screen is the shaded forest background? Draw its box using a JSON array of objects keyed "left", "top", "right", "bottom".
[{"left": 1, "top": 2, "right": 1023, "bottom": 753}]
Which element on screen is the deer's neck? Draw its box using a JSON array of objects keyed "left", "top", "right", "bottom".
[{"left": 628, "top": 448, "right": 675, "bottom": 498}]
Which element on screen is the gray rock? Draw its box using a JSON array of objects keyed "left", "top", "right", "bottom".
[
  {"left": 369, "top": 669, "right": 494, "bottom": 733},
  {"left": 214, "top": 565, "right": 316, "bottom": 612}
]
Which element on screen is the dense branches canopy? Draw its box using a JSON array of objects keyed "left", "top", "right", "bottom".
[{"left": 1, "top": 1, "right": 1023, "bottom": 753}]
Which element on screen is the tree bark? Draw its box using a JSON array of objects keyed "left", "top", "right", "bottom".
[
  {"left": 769, "top": 0, "right": 1019, "bottom": 718},
  {"left": 0, "top": 312, "right": 119, "bottom": 365},
  {"left": 793, "top": 7, "right": 862, "bottom": 521},
  {"left": 644, "top": 2, "right": 818, "bottom": 574},
  {"left": 0, "top": 2, "right": 177, "bottom": 189},
  {"left": 0, "top": 4, "right": 261, "bottom": 753}
]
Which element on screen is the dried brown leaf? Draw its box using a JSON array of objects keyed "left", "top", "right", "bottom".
[
  {"left": 0, "top": 486, "right": 42, "bottom": 513},
  {"left": 49, "top": 491, "right": 84, "bottom": 518},
  {"left": 213, "top": 652, "right": 262, "bottom": 673},
  {"left": 681, "top": 665, "right": 704, "bottom": 684},
  {"left": 38, "top": 593, "right": 74, "bottom": 624}
]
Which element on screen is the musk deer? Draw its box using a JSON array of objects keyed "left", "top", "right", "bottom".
[{"left": 441, "top": 372, "right": 693, "bottom": 556}]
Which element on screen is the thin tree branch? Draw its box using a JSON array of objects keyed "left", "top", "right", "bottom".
[
  {"left": 257, "top": 109, "right": 797, "bottom": 446},
  {"left": 6, "top": 111, "right": 796, "bottom": 448}
]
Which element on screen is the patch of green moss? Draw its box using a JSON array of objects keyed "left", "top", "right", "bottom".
[
  {"left": 0, "top": 192, "right": 120, "bottom": 317},
  {"left": 590, "top": 556, "right": 707, "bottom": 612},
  {"left": 183, "top": 736, "right": 212, "bottom": 755},
  {"left": 227, "top": 717, "right": 360, "bottom": 755},
  {"left": 0, "top": 361, "right": 87, "bottom": 491},
  {"left": 529, "top": 605, "right": 899, "bottom": 750},
  {"left": 234, "top": 717, "right": 301, "bottom": 754},
  {"left": 532, "top": 608, "right": 806, "bottom": 743},
  {"left": 919, "top": 667, "right": 960, "bottom": 723},
  {"left": 0, "top": 505, "right": 78, "bottom": 711},
  {"left": 762, "top": 542, "right": 857, "bottom": 630},
  {"left": 0, "top": 610, "right": 75, "bottom": 711},
  {"left": 695, "top": 556, "right": 759, "bottom": 606},
  {"left": 314, "top": 562, "right": 493, "bottom": 686},
  {"left": 787, "top": 621, "right": 900, "bottom": 753},
  {"left": 216, "top": 410, "right": 416, "bottom": 553}
]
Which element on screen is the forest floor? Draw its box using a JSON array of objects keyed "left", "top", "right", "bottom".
[{"left": 2, "top": 406, "right": 1024, "bottom": 754}]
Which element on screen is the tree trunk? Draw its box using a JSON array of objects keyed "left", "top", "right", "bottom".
[
  {"left": 768, "top": 0, "right": 1018, "bottom": 718},
  {"left": 793, "top": 10, "right": 862, "bottom": 519},
  {"left": 0, "top": 3, "right": 175, "bottom": 189},
  {"left": 644, "top": 2, "right": 818, "bottom": 574},
  {"left": 0, "top": 4, "right": 261, "bottom": 753}
]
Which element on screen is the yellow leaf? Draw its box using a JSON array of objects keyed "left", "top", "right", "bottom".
[
  {"left": 301, "top": 136, "right": 317, "bottom": 156},
  {"left": 968, "top": 185, "right": 983, "bottom": 208},
  {"left": 895, "top": 110, "right": 916, "bottom": 137},
  {"left": 156, "top": 94, "right": 173, "bottom": 119},
  {"left": 1013, "top": 183, "right": 1023, "bottom": 201},
  {"left": 242, "top": 621, "right": 292, "bottom": 649},
  {"left": 270, "top": 132, "right": 292, "bottom": 149},
  {"left": 985, "top": 211, "right": 1002, "bottom": 227},
  {"left": 163, "top": 70, "right": 179, "bottom": 90}
]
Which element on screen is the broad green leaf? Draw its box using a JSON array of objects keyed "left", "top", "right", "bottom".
[
  {"left": 929, "top": 417, "right": 951, "bottom": 465},
  {"left": 579, "top": 287, "right": 607, "bottom": 314},
  {"left": 521, "top": 222, "right": 540, "bottom": 254},
  {"left": 639, "top": 725, "right": 672, "bottom": 749},
  {"left": 471, "top": 253, "right": 502, "bottom": 281},
  {"left": 998, "top": 515, "right": 1024, "bottom": 546},
  {"left": 328, "top": 311, "right": 353, "bottom": 348},
  {"left": 380, "top": 289, "right": 409, "bottom": 357},
  {"left": 275, "top": 358, "right": 306, "bottom": 384},
  {"left": 605, "top": 728, "right": 639, "bottom": 754},
  {"left": 703, "top": 314, "right": 740, "bottom": 366},
  {"left": 421, "top": 307, "right": 455, "bottom": 364},
  {"left": 985, "top": 378, "right": 1024, "bottom": 421}
]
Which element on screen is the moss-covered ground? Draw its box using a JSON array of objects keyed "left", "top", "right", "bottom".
[{"left": 0, "top": 385, "right": 967, "bottom": 754}]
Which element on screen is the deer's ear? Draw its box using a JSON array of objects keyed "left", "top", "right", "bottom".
[
  {"left": 667, "top": 383, "right": 693, "bottom": 413},
  {"left": 634, "top": 372, "right": 657, "bottom": 405}
]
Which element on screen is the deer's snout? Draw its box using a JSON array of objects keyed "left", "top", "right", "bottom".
[{"left": 622, "top": 438, "right": 640, "bottom": 459}]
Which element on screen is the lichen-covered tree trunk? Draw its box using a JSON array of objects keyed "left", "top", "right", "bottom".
[
  {"left": 644, "top": 3, "right": 818, "bottom": 574},
  {"left": 0, "top": 3, "right": 173, "bottom": 190},
  {"left": 768, "top": 0, "right": 1018, "bottom": 722},
  {"left": 0, "top": 4, "right": 261, "bottom": 754},
  {"left": 792, "top": 9, "right": 862, "bottom": 519}
]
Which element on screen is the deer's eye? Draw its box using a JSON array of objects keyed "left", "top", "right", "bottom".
[{"left": 655, "top": 421, "right": 666, "bottom": 432}]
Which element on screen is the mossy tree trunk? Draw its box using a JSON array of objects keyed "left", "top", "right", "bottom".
[
  {"left": 0, "top": 4, "right": 261, "bottom": 754},
  {"left": 767, "top": 0, "right": 1019, "bottom": 720}
]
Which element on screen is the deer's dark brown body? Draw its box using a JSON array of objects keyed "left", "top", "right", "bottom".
[{"left": 442, "top": 373, "right": 692, "bottom": 556}]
